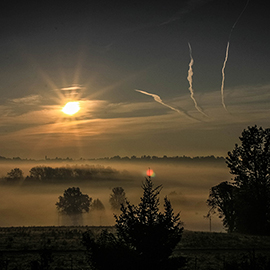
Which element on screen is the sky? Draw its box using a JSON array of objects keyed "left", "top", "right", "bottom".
[{"left": 0, "top": 0, "right": 270, "bottom": 159}]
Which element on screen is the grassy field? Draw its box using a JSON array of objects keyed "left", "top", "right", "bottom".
[{"left": 0, "top": 226, "right": 270, "bottom": 269}]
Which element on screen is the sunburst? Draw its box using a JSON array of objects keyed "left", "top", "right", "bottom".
[{"left": 62, "top": 101, "right": 80, "bottom": 116}]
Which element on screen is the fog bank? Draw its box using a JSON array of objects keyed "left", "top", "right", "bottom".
[{"left": 0, "top": 160, "right": 230, "bottom": 231}]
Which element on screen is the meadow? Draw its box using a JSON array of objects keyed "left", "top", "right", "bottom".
[{"left": 0, "top": 226, "right": 270, "bottom": 270}]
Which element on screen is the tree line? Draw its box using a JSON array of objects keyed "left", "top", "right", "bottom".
[
  {"left": 0, "top": 154, "right": 225, "bottom": 163},
  {"left": 3, "top": 165, "right": 123, "bottom": 183}
]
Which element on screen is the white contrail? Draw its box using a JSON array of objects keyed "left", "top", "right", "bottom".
[
  {"left": 221, "top": 41, "right": 230, "bottom": 110},
  {"left": 135, "top": 89, "right": 200, "bottom": 121},
  {"left": 220, "top": 0, "right": 250, "bottom": 110},
  {"left": 231, "top": 0, "right": 250, "bottom": 31},
  {"left": 135, "top": 89, "right": 181, "bottom": 113},
  {"left": 187, "top": 43, "right": 208, "bottom": 117}
]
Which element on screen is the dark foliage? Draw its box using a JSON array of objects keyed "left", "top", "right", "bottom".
[
  {"left": 83, "top": 177, "right": 185, "bottom": 270},
  {"left": 82, "top": 230, "right": 139, "bottom": 270},
  {"left": 5, "top": 168, "right": 24, "bottom": 182},
  {"left": 207, "top": 181, "right": 238, "bottom": 232},
  {"left": 26, "top": 165, "right": 120, "bottom": 183},
  {"left": 91, "top": 198, "right": 105, "bottom": 211},
  {"left": 109, "top": 187, "right": 126, "bottom": 211},
  {"left": 223, "top": 252, "right": 270, "bottom": 270},
  {"left": 207, "top": 125, "right": 270, "bottom": 235},
  {"left": 56, "top": 187, "right": 91, "bottom": 215}
]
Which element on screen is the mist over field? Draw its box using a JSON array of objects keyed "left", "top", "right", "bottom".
[{"left": 0, "top": 160, "right": 230, "bottom": 231}]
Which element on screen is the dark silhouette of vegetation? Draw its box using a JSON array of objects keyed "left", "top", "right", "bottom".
[
  {"left": 26, "top": 165, "right": 121, "bottom": 183},
  {"left": 95, "top": 154, "right": 225, "bottom": 163},
  {"left": 0, "top": 154, "right": 225, "bottom": 163},
  {"left": 5, "top": 168, "right": 24, "bottom": 182},
  {"left": 91, "top": 198, "right": 105, "bottom": 211},
  {"left": 223, "top": 252, "right": 270, "bottom": 270},
  {"left": 207, "top": 125, "right": 270, "bottom": 235},
  {"left": 109, "top": 187, "right": 126, "bottom": 211},
  {"left": 56, "top": 187, "right": 91, "bottom": 215},
  {"left": 82, "top": 177, "right": 185, "bottom": 270}
]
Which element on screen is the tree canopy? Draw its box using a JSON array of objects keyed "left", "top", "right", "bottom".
[
  {"left": 109, "top": 187, "right": 126, "bottom": 211},
  {"left": 91, "top": 199, "right": 105, "bottom": 211},
  {"left": 207, "top": 125, "right": 270, "bottom": 234},
  {"left": 6, "top": 168, "right": 24, "bottom": 182},
  {"left": 56, "top": 187, "right": 92, "bottom": 215}
]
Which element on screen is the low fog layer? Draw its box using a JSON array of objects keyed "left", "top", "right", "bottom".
[{"left": 0, "top": 160, "right": 230, "bottom": 231}]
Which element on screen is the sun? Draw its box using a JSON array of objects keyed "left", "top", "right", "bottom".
[{"left": 62, "top": 101, "right": 80, "bottom": 115}]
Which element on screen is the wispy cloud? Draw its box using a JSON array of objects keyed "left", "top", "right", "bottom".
[
  {"left": 9, "top": 95, "right": 42, "bottom": 105},
  {"left": 1, "top": 84, "right": 270, "bottom": 157},
  {"left": 60, "top": 84, "right": 83, "bottom": 91}
]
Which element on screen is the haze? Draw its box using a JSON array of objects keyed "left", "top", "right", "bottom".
[{"left": 0, "top": 160, "right": 229, "bottom": 231}]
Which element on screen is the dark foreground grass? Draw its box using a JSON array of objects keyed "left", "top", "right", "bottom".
[{"left": 1, "top": 226, "right": 270, "bottom": 269}]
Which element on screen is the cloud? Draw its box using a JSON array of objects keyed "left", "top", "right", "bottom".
[
  {"left": 1, "top": 83, "right": 270, "bottom": 158},
  {"left": 60, "top": 84, "right": 83, "bottom": 91},
  {"left": 9, "top": 94, "right": 42, "bottom": 105}
]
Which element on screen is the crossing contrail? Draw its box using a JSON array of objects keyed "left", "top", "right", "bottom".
[
  {"left": 135, "top": 89, "right": 198, "bottom": 121},
  {"left": 221, "top": 0, "right": 250, "bottom": 110},
  {"left": 187, "top": 43, "right": 208, "bottom": 117}
]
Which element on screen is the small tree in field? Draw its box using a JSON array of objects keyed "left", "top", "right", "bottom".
[
  {"left": 91, "top": 199, "right": 105, "bottom": 211},
  {"left": 56, "top": 187, "right": 91, "bottom": 215},
  {"left": 83, "top": 177, "right": 185, "bottom": 270},
  {"left": 109, "top": 187, "right": 126, "bottom": 211}
]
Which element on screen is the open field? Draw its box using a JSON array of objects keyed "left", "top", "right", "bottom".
[{"left": 1, "top": 226, "right": 270, "bottom": 270}]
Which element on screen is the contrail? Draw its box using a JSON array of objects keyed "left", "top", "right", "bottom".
[
  {"left": 221, "top": 0, "right": 250, "bottom": 110},
  {"left": 187, "top": 43, "right": 208, "bottom": 117},
  {"left": 221, "top": 42, "right": 230, "bottom": 110},
  {"left": 135, "top": 89, "right": 198, "bottom": 121},
  {"left": 135, "top": 89, "right": 181, "bottom": 113}
]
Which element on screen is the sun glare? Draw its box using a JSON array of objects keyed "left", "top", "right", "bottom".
[{"left": 62, "top": 101, "right": 80, "bottom": 115}]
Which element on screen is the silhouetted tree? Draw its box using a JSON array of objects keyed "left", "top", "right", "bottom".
[
  {"left": 83, "top": 177, "right": 185, "bottom": 270},
  {"left": 29, "top": 166, "right": 45, "bottom": 181},
  {"left": 6, "top": 168, "right": 24, "bottom": 182},
  {"left": 207, "top": 181, "right": 238, "bottom": 233},
  {"left": 115, "top": 177, "right": 184, "bottom": 269},
  {"left": 56, "top": 187, "right": 91, "bottom": 215},
  {"left": 91, "top": 199, "right": 105, "bottom": 211},
  {"left": 109, "top": 187, "right": 126, "bottom": 211},
  {"left": 207, "top": 125, "right": 270, "bottom": 234}
]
